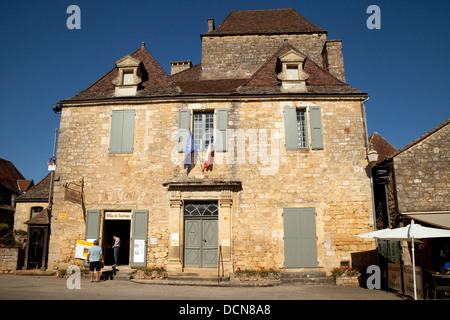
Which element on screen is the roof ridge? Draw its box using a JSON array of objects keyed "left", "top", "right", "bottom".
[{"left": 389, "top": 119, "right": 450, "bottom": 158}]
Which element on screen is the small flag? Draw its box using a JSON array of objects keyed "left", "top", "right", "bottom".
[
  {"left": 204, "top": 141, "right": 213, "bottom": 170},
  {"left": 184, "top": 131, "right": 195, "bottom": 169}
]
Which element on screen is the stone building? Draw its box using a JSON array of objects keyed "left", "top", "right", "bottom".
[
  {"left": 48, "top": 8, "right": 376, "bottom": 275},
  {"left": 371, "top": 119, "right": 450, "bottom": 269}
]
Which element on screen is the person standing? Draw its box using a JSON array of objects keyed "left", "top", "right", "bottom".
[
  {"left": 87, "top": 240, "right": 104, "bottom": 282},
  {"left": 112, "top": 235, "right": 120, "bottom": 267}
]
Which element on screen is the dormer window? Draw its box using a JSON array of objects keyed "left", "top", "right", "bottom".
[
  {"left": 112, "top": 55, "right": 143, "bottom": 97},
  {"left": 123, "top": 71, "right": 134, "bottom": 85},
  {"left": 286, "top": 65, "right": 299, "bottom": 80},
  {"left": 277, "top": 50, "right": 309, "bottom": 93}
]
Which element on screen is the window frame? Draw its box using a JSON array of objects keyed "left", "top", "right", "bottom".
[{"left": 193, "top": 111, "right": 214, "bottom": 152}]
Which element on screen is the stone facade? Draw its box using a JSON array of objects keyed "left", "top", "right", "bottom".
[
  {"left": 48, "top": 9, "right": 376, "bottom": 275},
  {"left": 393, "top": 121, "right": 449, "bottom": 214}
]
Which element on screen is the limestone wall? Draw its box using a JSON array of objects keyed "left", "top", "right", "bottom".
[{"left": 48, "top": 97, "right": 375, "bottom": 271}]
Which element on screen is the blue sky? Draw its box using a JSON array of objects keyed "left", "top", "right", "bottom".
[{"left": 0, "top": 0, "right": 449, "bottom": 183}]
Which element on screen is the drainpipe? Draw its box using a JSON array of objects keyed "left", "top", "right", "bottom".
[{"left": 361, "top": 97, "right": 381, "bottom": 271}]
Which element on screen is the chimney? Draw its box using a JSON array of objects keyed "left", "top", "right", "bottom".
[
  {"left": 207, "top": 19, "right": 215, "bottom": 32},
  {"left": 170, "top": 61, "right": 192, "bottom": 75},
  {"left": 322, "top": 40, "right": 346, "bottom": 83}
]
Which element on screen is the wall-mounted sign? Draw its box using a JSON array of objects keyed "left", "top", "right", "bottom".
[
  {"left": 105, "top": 212, "right": 132, "bottom": 220},
  {"left": 133, "top": 239, "right": 145, "bottom": 263},
  {"left": 58, "top": 213, "right": 67, "bottom": 220}
]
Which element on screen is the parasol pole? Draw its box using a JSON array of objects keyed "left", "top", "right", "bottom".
[{"left": 411, "top": 220, "right": 417, "bottom": 300}]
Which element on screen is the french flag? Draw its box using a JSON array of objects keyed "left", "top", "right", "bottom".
[{"left": 204, "top": 141, "right": 213, "bottom": 170}]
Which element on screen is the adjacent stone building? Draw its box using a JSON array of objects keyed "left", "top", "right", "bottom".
[
  {"left": 48, "top": 8, "right": 376, "bottom": 275},
  {"left": 371, "top": 120, "right": 450, "bottom": 270}
]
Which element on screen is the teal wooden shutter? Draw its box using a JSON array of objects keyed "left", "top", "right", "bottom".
[
  {"left": 121, "top": 110, "right": 135, "bottom": 153},
  {"left": 178, "top": 109, "right": 191, "bottom": 153},
  {"left": 109, "top": 110, "right": 135, "bottom": 153},
  {"left": 283, "top": 208, "right": 317, "bottom": 268},
  {"left": 284, "top": 106, "right": 298, "bottom": 150},
  {"left": 215, "top": 108, "right": 228, "bottom": 152},
  {"left": 85, "top": 210, "right": 101, "bottom": 242},
  {"left": 309, "top": 106, "right": 323, "bottom": 150},
  {"left": 131, "top": 210, "right": 148, "bottom": 268}
]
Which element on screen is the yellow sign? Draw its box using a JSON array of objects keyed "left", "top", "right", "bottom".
[
  {"left": 75, "top": 240, "right": 93, "bottom": 259},
  {"left": 58, "top": 213, "right": 67, "bottom": 220}
]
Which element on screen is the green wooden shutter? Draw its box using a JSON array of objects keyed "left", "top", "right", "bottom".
[
  {"left": 131, "top": 210, "right": 148, "bottom": 268},
  {"left": 178, "top": 109, "right": 191, "bottom": 153},
  {"left": 109, "top": 110, "right": 135, "bottom": 154},
  {"left": 85, "top": 210, "right": 101, "bottom": 242},
  {"left": 284, "top": 106, "right": 298, "bottom": 150},
  {"left": 215, "top": 108, "right": 228, "bottom": 152},
  {"left": 283, "top": 208, "right": 318, "bottom": 268},
  {"left": 109, "top": 111, "right": 124, "bottom": 154},
  {"left": 121, "top": 110, "right": 135, "bottom": 153},
  {"left": 309, "top": 106, "right": 323, "bottom": 150}
]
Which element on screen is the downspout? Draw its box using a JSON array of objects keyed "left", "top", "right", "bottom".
[{"left": 361, "top": 97, "right": 380, "bottom": 266}]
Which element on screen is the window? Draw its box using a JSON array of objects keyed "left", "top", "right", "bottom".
[
  {"left": 296, "top": 110, "right": 307, "bottom": 148},
  {"left": 193, "top": 112, "right": 214, "bottom": 151},
  {"left": 178, "top": 108, "right": 228, "bottom": 153},
  {"left": 287, "top": 66, "right": 299, "bottom": 80},
  {"left": 122, "top": 71, "right": 134, "bottom": 85},
  {"left": 109, "top": 110, "right": 135, "bottom": 154},
  {"left": 31, "top": 206, "right": 43, "bottom": 219},
  {"left": 284, "top": 106, "right": 323, "bottom": 150}
]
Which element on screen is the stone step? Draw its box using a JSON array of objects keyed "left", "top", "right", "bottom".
[
  {"left": 100, "top": 266, "right": 135, "bottom": 281},
  {"left": 281, "top": 271, "right": 334, "bottom": 285},
  {"left": 169, "top": 272, "right": 230, "bottom": 282}
]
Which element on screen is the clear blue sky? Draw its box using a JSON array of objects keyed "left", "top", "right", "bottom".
[{"left": 1, "top": 0, "right": 449, "bottom": 183}]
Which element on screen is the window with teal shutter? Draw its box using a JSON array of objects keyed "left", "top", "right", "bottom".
[
  {"left": 309, "top": 106, "right": 324, "bottom": 150},
  {"left": 215, "top": 108, "right": 228, "bottom": 152},
  {"left": 178, "top": 109, "right": 191, "bottom": 153},
  {"left": 109, "top": 110, "right": 135, "bottom": 154},
  {"left": 284, "top": 106, "right": 323, "bottom": 150}
]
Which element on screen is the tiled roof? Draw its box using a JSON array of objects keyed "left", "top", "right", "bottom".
[
  {"left": 15, "top": 173, "right": 51, "bottom": 202},
  {"left": 0, "top": 158, "right": 25, "bottom": 195},
  {"left": 203, "top": 8, "right": 326, "bottom": 36},
  {"left": 61, "top": 45, "right": 180, "bottom": 102},
  {"left": 369, "top": 132, "right": 398, "bottom": 164},
  {"left": 236, "top": 43, "right": 365, "bottom": 95},
  {"left": 25, "top": 207, "right": 50, "bottom": 225},
  {"left": 390, "top": 119, "right": 450, "bottom": 159}
]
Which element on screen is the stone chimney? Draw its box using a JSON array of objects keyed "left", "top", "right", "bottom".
[
  {"left": 322, "top": 40, "right": 346, "bottom": 83},
  {"left": 170, "top": 61, "right": 192, "bottom": 75},
  {"left": 207, "top": 19, "right": 215, "bottom": 32}
]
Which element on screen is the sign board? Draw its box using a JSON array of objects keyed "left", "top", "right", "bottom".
[
  {"left": 388, "top": 263, "right": 402, "bottom": 292},
  {"left": 105, "top": 212, "right": 132, "bottom": 220},
  {"left": 133, "top": 239, "right": 145, "bottom": 263},
  {"left": 403, "top": 265, "right": 423, "bottom": 300},
  {"left": 171, "top": 233, "right": 179, "bottom": 246},
  {"left": 75, "top": 240, "right": 93, "bottom": 260}
]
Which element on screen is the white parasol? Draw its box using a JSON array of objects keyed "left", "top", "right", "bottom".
[{"left": 357, "top": 220, "right": 450, "bottom": 300}]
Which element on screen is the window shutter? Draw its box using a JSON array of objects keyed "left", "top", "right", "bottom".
[
  {"left": 121, "top": 110, "right": 135, "bottom": 153},
  {"left": 178, "top": 109, "right": 191, "bottom": 153},
  {"left": 283, "top": 106, "right": 298, "bottom": 150},
  {"left": 309, "top": 106, "right": 324, "bottom": 150},
  {"left": 109, "top": 111, "right": 124, "bottom": 153},
  {"left": 283, "top": 208, "right": 317, "bottom": 268},
  {"left": 85, "top": 210, "right": 101, "bottom": 242},
  {"left": 131, "top": 210, "right": 148, "bottom": 268},
  {"left": 215, "top": 108, "right": 228, "bottom": 152},
  {"left": 109, "top": 110, "right": 135, "bottom": 154}
]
